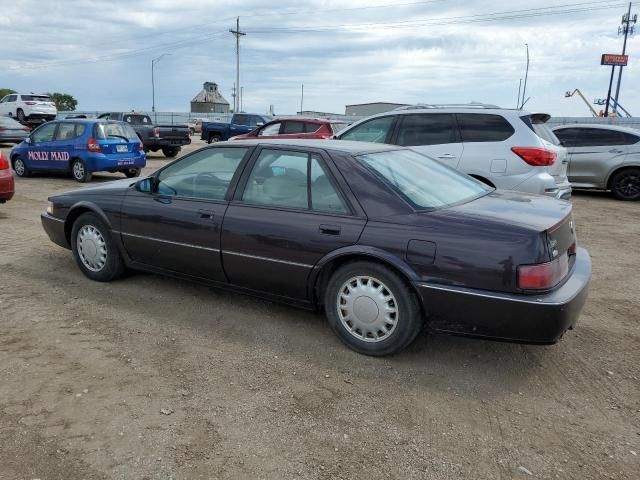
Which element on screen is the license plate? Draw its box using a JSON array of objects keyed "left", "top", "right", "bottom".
[{"left": 116, "top": 145, "right": 129, "bottom": 153}]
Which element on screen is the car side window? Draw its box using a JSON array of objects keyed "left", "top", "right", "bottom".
[
  {"left": 156, "top": 147, "right": 248, "bottom": 200},
  {"left": 554, "top": 128, "right": 579, "bottom": 147},
  {"left": 339, "top": 116, "right": 395, "bottom": 143},
  {"left": 456, "top": 114, "right": 515, "bottom": 142},
  {"left": 305, "top": 123, "right": 321, "bottom": 133},
  {"left": 242, "top": 149, "right": 348, "bottom": 213},
  {"left": 258, "top": 122, "right": 281, "bottom": 136},
  {"left": 234, "top": 114, "right": 249, "bottom": 126},
  {"left": 282, "top": 121, "right": 306, "bottom": 134},
  {"left": 7, "top": 95, "right": 17, "bottom": 102},
  {"left": 396, "top": 114, "right": 457, "bottom": 146},
  {"left": 54, "top": 122, "right": 78, "bottom": 141},
  {"left": 250, "top": 115, "right": 266, "bottom": 126},
  {"left": 31, "top": 123, "right": 57, "bottom": 143}
]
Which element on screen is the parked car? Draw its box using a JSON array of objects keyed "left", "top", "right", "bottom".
[
  {"left": 0, "top": 115, "right": 30, "bottom": 144},
  {"left": 0, "top": 93, "right": 57, "bottom": 122},
  {"left": 336, "top": 104, "right": 572, "bottom": 200},
  {"left": 551, "top": 124, "right": 640, "bottom": 201},
  {"left": 41, "top": 139, "right": 590, "bottom": 356},
  {"left": 230, "top": 118, "right": 349, "bottom": 140},
  {"left": 10, "top": 119, "right": 146, "bottom": 182},
  {"left": 187, "top": 118, "right": 209, "bottom": 135},
  {"left": 201, "top": 113, "right": 271, "bottom": 143},
  {"left": 0, "top": 152, "right": 15, "bottom": 204},
  {"left": 97, "top": 112, "right": 190, "bottom": 158}
]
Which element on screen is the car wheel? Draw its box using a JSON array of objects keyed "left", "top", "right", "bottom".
[
  {"left": 324, "top": 261, "right": 423, "bottom": 356},
  {"left": 124, "top": 168, "right": 141, "bottom": 178},
  {"left": 190, "top": 128, "right": 195, "bottom": 136},
  {"left": 162, "top": 147, "right": 179, "bottom": 158},
  {"left": 611, "top": 168, "right": 640, "bottom": 201},
  {"left": 12, "top": 156, "right": 30, "bottom": 177},
  {"left": 71, "top": 212, "right": 125, "bottom": 282},
  {"left": 16, "top": 109, "right": 25, "bottom": 122},
  {"left": 207, "top": 134, "right": 222, "bottom": 144},
  {"left": 71, "top": 158, "right": 92, "bottom": 183}
]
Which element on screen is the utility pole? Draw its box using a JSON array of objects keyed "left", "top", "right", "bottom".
[
  {"left": 613, "top": 2, "right": 637, "bottom": 108},
  {"left": 520, "top": 44, "right": 530, "bottom": 109},
  {"left": 300, "top": 84, "right": 304, "bottom": 114},
  {"left": 151, "top": 54, "right": 170, "bottom": 113},
  {"left": 240, "top": 86, "right": 244, "bottom": 112},
  {"left": 604, "top": 65, "right": 616, "bottom": 117},
  {"left": 229, "top": 17, "right": 246, "bottom": 113},
  {"left": 516, "top": 78, "right": 522, "bottom": 109}
]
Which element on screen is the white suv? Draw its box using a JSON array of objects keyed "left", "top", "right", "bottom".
[
  {"left": 0, "top": 93, "right": 57, "bottom": 122},
  {"left": 336, "top": 104, "right": 571, "bottom": 199}
]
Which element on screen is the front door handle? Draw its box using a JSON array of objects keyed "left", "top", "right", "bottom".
[
  {"left": 437, "top": 154, "right": 456, "bottom": 159},
  {"left": 319, "top": 224, "right": 341, "bottom": 236},
  {"left": 198, "top": 209, "right": 215, "bottom": 220},
  {"left": 608, "top": 149, "right": 624, "bottom": 154}
]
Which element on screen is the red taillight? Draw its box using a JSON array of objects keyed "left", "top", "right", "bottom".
[
  {"left": 153, "top": 127, "right": 160, "bottom": 138},
  {"left": 87, "top": 138, "right": 102, "bottom": 152},
  {"left": 518, "top": 255, "right": 569, "bottom": 290},
  {"left": 0, "top": 127, "right": 5, "bottom": 132},
  {"left": 138, "top": 143, "right": 144, "bottom": 151},
  {"left": 0, "top": 153, "right": 9, "bottom": 170},
  {"left": 511, "top": 147, "right": 556, "bottom": 166}
]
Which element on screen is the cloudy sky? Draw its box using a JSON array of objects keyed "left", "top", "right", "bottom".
[{"left": 2, "top": 0, "right": 637, "bottom": 116}]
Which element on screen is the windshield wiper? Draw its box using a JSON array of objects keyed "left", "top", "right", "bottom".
[{"left": 108, "top": 134, "right": 130, "bottom": 141}]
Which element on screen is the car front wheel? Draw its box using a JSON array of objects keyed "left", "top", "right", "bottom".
[
  {"left": 71, "top": 212, "right": 125, "bottom": 282},
  {"left": 71, "top": 158, "right": 92, "bottom": 182},
  {"left": 324, "top": 261, "right": 423, "bottom": 356},
  {"left": 611, "top": 168, "right": 640, "bottom": 201},
  {"left": 207, "top": 134, "right": 222, "bottom": 144},
  {"left": 13, "top": 156, "right": 30, "bottom": 177}
]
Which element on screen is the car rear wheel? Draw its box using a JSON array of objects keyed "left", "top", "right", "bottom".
[
  {"left": 16, "top": 109, "right": 25, "bottom": 122},
  {"left": 162, "top": 147, "right": 180, "bottom": 158},
  {"left": 124, "top": 168, "right": 141, "bottom": 178},
  {"left": 611, "top": 168, "right": 640, "bottom": 201},
  {"left": 324, "top": 261, "right": 423, "bottom": 356},
  {"left": 189, "top": 128, "right": 195, "bottom": 136},
  {"left": 71, "top": 158, "right": 92, "bottom": 183},
  {"left": 12, "top": 156, "right": 30, "bottom": 177},
  {"left": 71, "top": 212, "right": 125, "bottom": 282},
  {"left": 207, "top": 134, "right": 222, "bottom": 144}
]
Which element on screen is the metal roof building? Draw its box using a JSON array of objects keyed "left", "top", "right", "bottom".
[
  {"left": 345, "top": 102, "right": 409, "bottom": 117},
  {"left": 190, "top": 82, "right": 230, "bottom": 114}
]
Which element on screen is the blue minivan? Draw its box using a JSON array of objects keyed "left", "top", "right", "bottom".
[{"left": 10, "top": 119, "right": 146, "bottom": 182}]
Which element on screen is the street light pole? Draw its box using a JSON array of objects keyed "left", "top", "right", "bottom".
[
  {"left": 151, "top": 54, "right": 171, "bottom": 113},
  {"left": 520, "top": 44, "right": 529, "bottom": 109}
]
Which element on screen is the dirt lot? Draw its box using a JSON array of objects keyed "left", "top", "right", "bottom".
[{"left": 0, "top": 138, "right": 638, "bottom": 480}]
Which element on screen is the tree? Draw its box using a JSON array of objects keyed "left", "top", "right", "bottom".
[
  {"left": 47, "top": 92, "right": 78, "bottom": 111},
  {"left": 0, "top": 88, "right": 16, "bottom": 99}
]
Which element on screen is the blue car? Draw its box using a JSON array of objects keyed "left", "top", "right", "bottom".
[{"left": 10, "top": 119, "right": 146, "bottom": 182}]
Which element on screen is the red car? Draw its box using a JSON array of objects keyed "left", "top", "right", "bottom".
[
  {"left": 231, "top": 118, "right": 348, "bottom": 140},
  {"left": 0, "top": 151, "right": 15, "bottom": 203}
]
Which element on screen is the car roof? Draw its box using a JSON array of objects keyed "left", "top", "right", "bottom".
[
  {"left": 269, "top": 117, "right": 346, "bottom": 124},
  {"left": 221, "top": 138, "right": 402, "bottom": 155},
  {"left": 551, "top": 123, "right": 640, "bottom": 135}
]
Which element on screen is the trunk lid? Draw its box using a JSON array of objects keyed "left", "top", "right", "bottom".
[{"left": 524, "top": 113, "right": 569, "bottom": 183}]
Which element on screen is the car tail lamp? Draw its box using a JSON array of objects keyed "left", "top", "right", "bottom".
[
  {"left": 511, "top": 147, "right": 556, "bottom": 166},
  {"left": 0, "top": 127, "right": 5, "bottom": 132},
  {"left": 153, "top": 127, "right": 160, "bottom": 138},
  {"left": 138, "top": 143, "right": 144, "bottom": 151},
  {"left": 87, "top": 138, "right": 102, "bottom": 152},
  {"left": 0, "top": 153, "right": 9, "bottom": 170},
  {"left": 518, "top": 254, "right": 569, "bottom": 290}
]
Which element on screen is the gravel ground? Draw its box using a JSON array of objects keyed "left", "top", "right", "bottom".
[{"left": 0, "top": 138, "right": 639, "bottom": 480}]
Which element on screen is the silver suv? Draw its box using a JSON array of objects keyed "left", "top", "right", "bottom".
[{"left": 336, "top": 104, "right": 571, "bottom": 200}]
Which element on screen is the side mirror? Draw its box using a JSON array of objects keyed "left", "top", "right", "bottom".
[
  {"left": 136, "top": 177, "right": 154, "bottom": 193},
  {"left": 255, "top": 122, "right": 264, "bottom": 127},
  {"left": 24, "top": 137, "right": 32, "bottom": 144}
]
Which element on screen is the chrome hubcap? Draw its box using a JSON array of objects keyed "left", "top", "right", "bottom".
[
  {"left": 337, "top": 276, "right": 398, "bottom": 343},
  {"left": 73, "top": 161, "right": 84, "bottom": 179},
  {"left": 14, "top": 159, "right": 25, "bottom": 175},
  {"left": 77, "top": 225, "right": 107, "bottom": 272}
]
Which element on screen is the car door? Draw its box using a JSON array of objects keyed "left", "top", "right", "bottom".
[
  {"left": 391, "top": 113, "right": 462, "bottom": 168},
  {"left": 255, "top": 121, "right": 283, "bottom": 139},
  {"left": 554, "top": 127, "right": 632, "bottom": 187},
  {"left": 50, "top": 122, "right": 82, "bottom": 171},
  {"left": 26, "top": 122, "right": 59, "bottom": 171},
  {"left": 119, "top": 146, "right": 253, "bottom": 281},
  {"left": 221, "top": 146, "right": 367, "bottom": 300}
]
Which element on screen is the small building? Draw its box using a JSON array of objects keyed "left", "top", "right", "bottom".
[
  {"left": 296, "top": 110, "right": 343, "bottom": 118},
  {"left": 190, "top": 82, "right": 230, "bottom": 114},
  {"left": 345, "top": 102, "right": 409, "bottom": 117}
]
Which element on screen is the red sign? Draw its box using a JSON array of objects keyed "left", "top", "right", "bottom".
[{"left": 601, "top": 54, "right": 628, "bottom": 66}]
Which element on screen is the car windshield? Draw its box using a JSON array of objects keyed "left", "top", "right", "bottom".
[
  {"left": 21, "top": 95, "right": 52, "bottom": 102},
  {"left": 0, "top": 116, "right": 24, "bottom": 127},
  {"left": 358, "top": 149, "right": 491, "bottom": 209},
  {"left": 95, "top": 122, "right": 139, "bottom": 140}
]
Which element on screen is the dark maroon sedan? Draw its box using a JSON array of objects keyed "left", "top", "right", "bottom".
[{"left": 41, "top": 140, "right": 591, "bottom": 356}]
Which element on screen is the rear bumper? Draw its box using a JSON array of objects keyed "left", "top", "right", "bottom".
[
  {"left": 415, "top": 247, "right": 591, "bottom": 344},
  {"left": 0, "top": 171, "right": 15, "bottom": 201},
  {"left": 41, "top": 213, "right": 69, "bottom": 249},
  {"left": 86, "top": 154, "right": 146, "bottom": 172}
]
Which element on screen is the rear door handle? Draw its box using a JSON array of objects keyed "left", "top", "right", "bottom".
[
  {"left": 198, "top": 209, "right": 215, "bottom": 220},
  {"left": 319, "top": 224, "right": 341, "bottom": 236},
  {"left": 437, "top": 154, "right": 456, "bottom": 159},
  {"left": 608, "top": 149, "right": 624, "bottom": 154}
]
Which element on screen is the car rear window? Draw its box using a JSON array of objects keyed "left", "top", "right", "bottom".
[
  {"left": 95, "top": 122, "right": 139, "bottom": 140},
  {"left": 123, "top": 114, "right": 152, "bottom": 125},
  {"left": 21, "top": 95, "right": 52, "bottom": 102},
  {"left": 520, "top": 115, "right": 560, "bottom": 145},
  {"left": 358, "top": 149, "right": 491, "bottom": 210},
  {"left": 456, "top": 113, "right": 515, "bottom": 142}
]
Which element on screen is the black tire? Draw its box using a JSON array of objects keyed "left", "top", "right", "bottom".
[
  {"left": 16, "top": 109, "right": 25, "bottom": 122},
  {"left": 207, "top": 133, "right": 222, "bottom": 144},
  {"left": 70, "top": 212, "right": 125, "bottom": 282},
  {"left": 71, "top": 158, "right": 92, "bottom": 183},
  {"left": 190, "top": 128, "right": 195, "bottom": 136},
  {"left": 124, "top": 168, "right": 141, "bottom": 178},
  {"left": 162, "top": 147, "right": 179, "bottom": 158},
  {"left": 610, "top": 168, "right": 640, "bottom": 201},
  {"left": 324, "top": 261, "right": 423, "bottom": 356},
  {"left": 12, "top": 156, "right": 30, "bottom": 177}
]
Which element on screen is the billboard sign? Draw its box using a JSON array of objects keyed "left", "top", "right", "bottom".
[{"left": 601, "top": 54, "right": 628, "bottom": 66}]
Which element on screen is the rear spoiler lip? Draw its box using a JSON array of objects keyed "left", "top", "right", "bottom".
[
  {"left": 529, "top": 113, "right": 552, "bottom": 124},
  {"left": 547, "top": 213, "right": 572, "bottom": 234}
]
